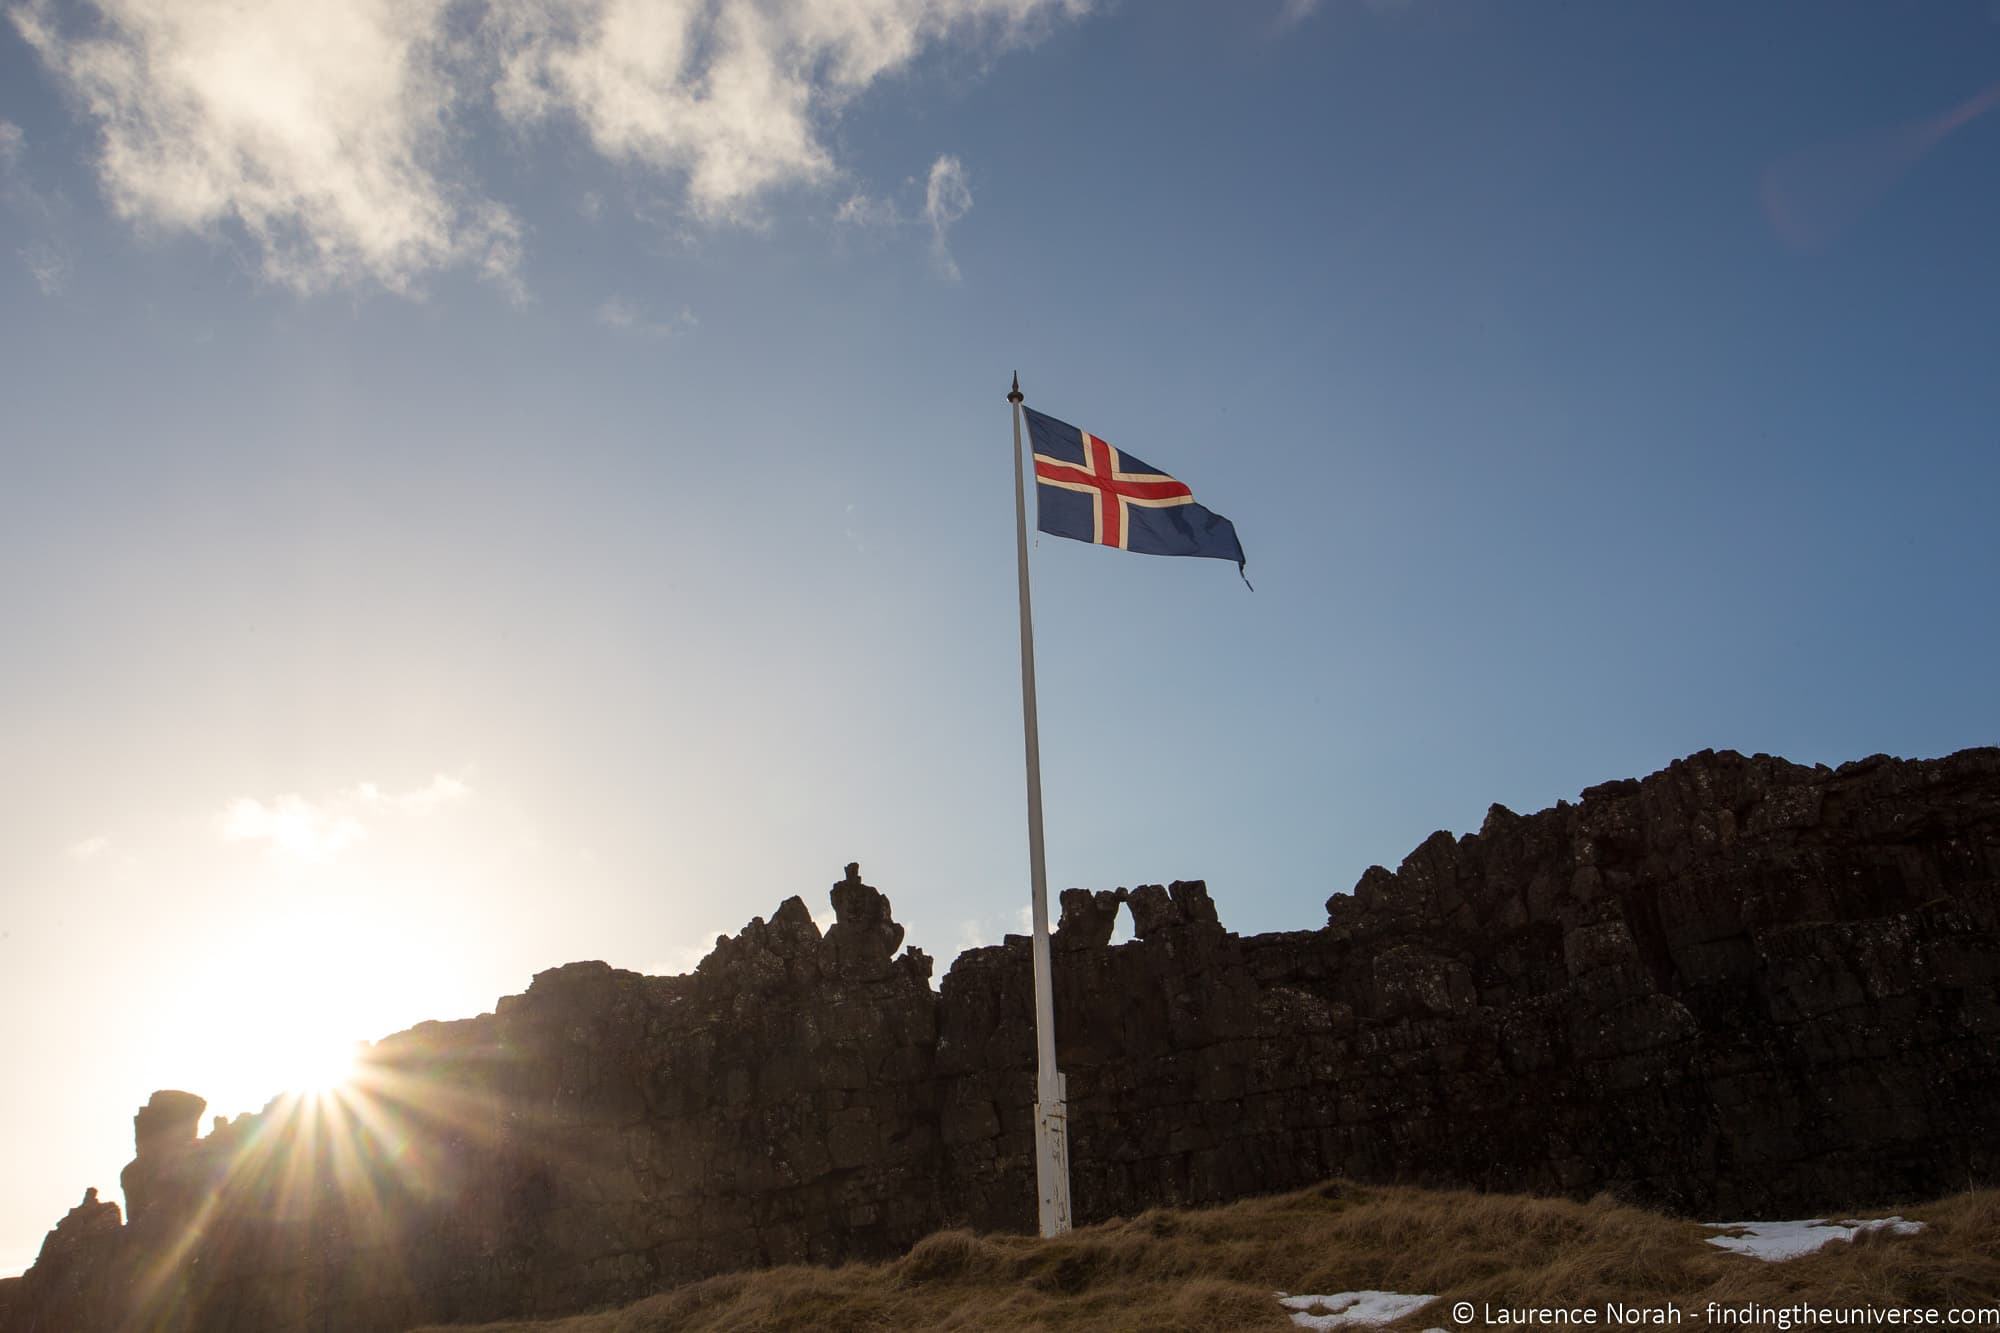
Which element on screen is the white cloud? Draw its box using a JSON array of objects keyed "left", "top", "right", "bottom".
[
  {"left": 67, "top": 834, "right": 110, "bottom": 862},
  {"left": 219, "top": 795, "right": 368, "bottom": 861},
  {"left": 923, "top": 153, "right": 971, "bottom": 280},
  {"left": 596, "top": 294, "right": 696, "bottom": 337},
  {"left": 0, "top": 120, "right": 21, "bottom": 165},
  {"left": 219, "top": 772, "right": 471, "bottom": 860},
  {"left": 492, "top": 0, "right": 1080, "bottom": 222},
  {"left": 10, "top": 0, "right": 515, "bottom": 295},
  {"left": 353, "top": 773, "right": 473, "bottom": 813},
  {"left": 493, "top": 0, "right": 824, "bottom": 221},
  {"left": 14, "top": 0, "right": 1086, "bottom": 290}
]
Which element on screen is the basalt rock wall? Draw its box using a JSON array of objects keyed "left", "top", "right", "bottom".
[
  {"left": 941, "top": 748, "right": 2000, "bottom": 1229},
  {"left": 5, "top": 749, "right": 1998, "bottom": 1333}
]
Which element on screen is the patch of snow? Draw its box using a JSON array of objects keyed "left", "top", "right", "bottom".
[
  {"left": 1701, "top": 1216, "right": 1925, "bottom": 1262},
  {"left": 1277, "top": 1290, "right": 1438, "bottom": 1329}
]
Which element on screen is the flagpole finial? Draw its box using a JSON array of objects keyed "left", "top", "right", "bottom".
[{"left": 1007, "top": 372, "right": 1023, "bottom": 405}]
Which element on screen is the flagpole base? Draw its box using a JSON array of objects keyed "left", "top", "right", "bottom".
[{"left": 1034, "top": 1075, "right": 1072, "bottom": 1238}]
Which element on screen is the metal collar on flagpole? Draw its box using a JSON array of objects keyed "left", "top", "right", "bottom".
[{"left": 1009, "top": 372, "right": 1072, "bottom": 1238}]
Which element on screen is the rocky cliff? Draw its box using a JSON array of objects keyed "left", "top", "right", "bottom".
[{"left": 3, "top": 748, "right": 1997, "bottom": 1332}]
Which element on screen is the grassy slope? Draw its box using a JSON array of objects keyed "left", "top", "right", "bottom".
[{"left": 417, "top": 1181, "right": 2000, "bottom": 1332}]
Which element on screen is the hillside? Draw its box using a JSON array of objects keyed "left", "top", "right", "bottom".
[{"left": 414, "top": 1179, "right": 2000, "bottom": 1332}]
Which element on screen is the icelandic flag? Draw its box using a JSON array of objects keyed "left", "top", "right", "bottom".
[{"left": 1024, "top": 407, "right": 1247, "bottom": 580}]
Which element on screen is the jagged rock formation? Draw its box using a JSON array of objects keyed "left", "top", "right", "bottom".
[{"left": 3, "top": 747, "right": 1997, "bottom": 1333}]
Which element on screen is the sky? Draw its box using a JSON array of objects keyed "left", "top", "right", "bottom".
[{"left": 3, "top": 0, "right": 1998, "bottom": 1280}]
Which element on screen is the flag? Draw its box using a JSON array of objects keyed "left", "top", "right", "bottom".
[{"left": 1023, "top": 406, "right": 1247, "bottom": 581}]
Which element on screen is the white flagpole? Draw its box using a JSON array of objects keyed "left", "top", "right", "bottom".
[{"left": 1008, "top": 372, "right": 1071, "bottom": 1238}]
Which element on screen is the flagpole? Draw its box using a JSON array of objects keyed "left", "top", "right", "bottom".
[{"left": 1009, "top": 372, "right": 1071, "bottom": 1238}]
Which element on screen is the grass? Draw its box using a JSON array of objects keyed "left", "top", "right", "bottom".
[{"left": 415, "top": 1182, "right": 2000, "bottom": 1331}]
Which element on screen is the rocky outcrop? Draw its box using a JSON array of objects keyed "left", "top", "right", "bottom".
[
  {"left": 0, "top": 1189, "right": 123, "bottom": 1330},
  {"left": 5, "top": 748, "right": 1998, "bottom": 1333},
  {"left": 120, "top": 1090, "right": 207, "bottom": 1236}
]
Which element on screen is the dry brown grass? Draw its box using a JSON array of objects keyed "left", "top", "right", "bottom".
[{"left": 416, "top": 1182, "right": 2000, "bottom": 1331}]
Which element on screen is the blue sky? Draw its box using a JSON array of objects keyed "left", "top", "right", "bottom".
[{"left": 3, "top": 0, "right": 1998, "bottom": 1277}]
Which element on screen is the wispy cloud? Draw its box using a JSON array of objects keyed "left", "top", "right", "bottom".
[
  {"left": 835, "top": 191, "right": 902, "bottom": 228},
  {"left": 14, "top": 0, "right": 1087, "bottom": 292},
  {"left": 649, "top": 897, "right": 829, "bottom": 976},
  {"left": 218, "top": 772, "right": 472, "bottom": 860},
  {"left": 0, "top": 118, "right": 73, "bottom": 293},
  {"left": 596, "top": 295, "right": 697, "bottom": 337},
  {"left": 838, "top": 152, "right": 975, "bottom": 279},
  {"left": 472, "top": 202, "right": 530, "bottom": 304},
  {"left": 1278, "top": 0, "right": 1412, "bottom": 26},
  {"left": 923, "top": 154, "right": 972, "bottom": 281},
  {"left": 953, "top": 902, "right": 1033, "bottom": 953},
  {"left": 647, "top": 929, "right": 733, "bottom": 978},
  {"left": 67, "top": 834, "right": 110, "bottom": 862},
  {"left": 19, "top": 241, "right": 67, "bottom": 295}
]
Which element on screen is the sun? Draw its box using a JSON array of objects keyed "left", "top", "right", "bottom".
[
  {"left": 151, "top": 897, "right": 389, "bottom": 1115},
  {"left": 274, "top": 1036, "right": 361, "bottom": 1097}
]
